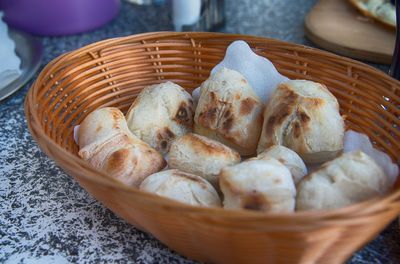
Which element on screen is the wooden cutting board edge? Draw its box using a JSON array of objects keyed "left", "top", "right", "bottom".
[
  {"left": 304, "top": 22, "right": 392, "bottom": 64},
  {"left": 304, "top": 0, "right": 394, "bottom": 65}
]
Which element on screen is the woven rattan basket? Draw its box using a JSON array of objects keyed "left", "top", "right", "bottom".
[{"left": 25, "top": 32, "right": 400, "bottom": 264}]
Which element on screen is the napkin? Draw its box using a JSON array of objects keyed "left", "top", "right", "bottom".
[
  {"left": 0, "top": 12, "right": 21, "bottom": 90},
  {"left": 192, "top": 40, "right": 289, "bottom": 103}
]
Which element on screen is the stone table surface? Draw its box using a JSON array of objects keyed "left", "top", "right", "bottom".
[{"left": 1, "top": 0, "right": 399, "bottom": 263}]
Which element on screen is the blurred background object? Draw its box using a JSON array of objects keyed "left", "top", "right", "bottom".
[
  {"left": 348, "top": 0, "right": 396, "bottom": 29},
  {"left": 0, "top": 12, "right": 21, "bottom": 90},
  {"left": 0, "top": 0, "right": 120, "bottom": 36},
  {"left": 389, "top": 0, "right": 400, "bottom": 79},
  {"left": 0, "top": 29, "right": 42, "bottom": 101},
  {"left": 125, "top": 0, "right": 165, "bottom": 4},
  {"left": 0, "top": 12, "right": 42, "bottom": 101},
  {"left": 305, "top": 0, "right": 395, "bottom": 64},
  {"left": 172, "top": 0, "right": 225, "bottom": 31},
  {"left": 172, "top": 0, "right": 201, "bottom": 31}
]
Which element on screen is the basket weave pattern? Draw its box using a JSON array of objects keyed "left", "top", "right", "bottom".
[{"left": 25, "top": 32, "right": 400, "bottom": 264}]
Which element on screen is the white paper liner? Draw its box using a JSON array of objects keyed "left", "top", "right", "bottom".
[
  {"left": 192, "top": 40, "right": 289, "bottom": 104},
  {"left": 73, "top": 125, "right": 80, "bottom": 145}
]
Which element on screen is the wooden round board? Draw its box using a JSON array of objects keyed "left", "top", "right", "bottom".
[{"left": 305, "top": 0, "right": 395, "bottom": 64}]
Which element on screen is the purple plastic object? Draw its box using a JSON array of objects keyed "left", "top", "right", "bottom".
[{"left": 0, "top": 0, "right": 120, "bottom": 36}]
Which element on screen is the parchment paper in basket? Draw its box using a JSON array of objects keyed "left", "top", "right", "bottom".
[
  {"left": 73, "top": 125, "right": 80, "bottom": 145},
  {"left": 343, "top": 130, "right": 399, "bottom": 185},
  {"left": 192, "top": 40, "right": 289, "bottom": 103}
]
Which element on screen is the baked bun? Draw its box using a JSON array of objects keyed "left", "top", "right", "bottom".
[
  {"left": 348, "top": 0, "right": 395, "bottom": 29},
  {"left": 194, "top": 67, "right": 264, "bottom": 156},
  {"left": 220, "top": 159, "right": 296, "bottom": 212},
  {"left": 257, "top": 80, "right": 344, "bottom": 163},
  {"left": 139, "top": 169, "right": 221, "bottom": 207},
  {"left": 126, "top": 81, "right": 194, "bottom": 155},
  {"left": 296, "top": 151, "right": 390, "bottom": 211},
  {"left": 78, "top": 107, "right": 165, "bottom": 186},
  {"left": 256, "top": 145, "right": 307, "bottom": 184},
  {"left": 168, "top": 133, "right": 241, "bottom": 188}
]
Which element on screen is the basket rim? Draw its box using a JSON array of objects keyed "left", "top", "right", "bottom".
[{"left": 25, "top": 31, "right": 400, "bottom": 221}]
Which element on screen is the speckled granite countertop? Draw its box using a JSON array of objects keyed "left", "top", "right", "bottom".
[{"left": 1, "top": 0, "right": 399, "bottom": 263}]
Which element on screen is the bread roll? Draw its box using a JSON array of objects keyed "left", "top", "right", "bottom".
[
  {"left": 256, "top": 145, "right": 307, "bottom": 184},
  {"left": 126, "top": 81, "right": 194, "bottom": 155},
  {"left": 78, "top": 107, "right": 130, "bottom": 148},
  {"left": 78, "top": 107, "right": 165, "bottom": 186},
  {"left": 257, "top": 80, "right": 344, "bottom": 163},
  {"left": 139, "top": 169, "right": 221, "bottom": 207},
  {"left": 348, "top": 0, "right": 395, "bottom": 28},
  {"left": 220, "top": 159, "right": 296, "bottom": 212},
  {"left": 296, "top": 151, "right": 390, "bottom": 211},
  {"left": 194, "top": 67, "right": 264, "bottom": 156},
  {"left": 168, "top": 133, "right": 241, "bottom": 188}
]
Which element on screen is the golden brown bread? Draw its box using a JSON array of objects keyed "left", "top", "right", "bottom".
[
  {"left": 256, "top": 145, "right": 307, "bottom": 184},
  {"left": 348, "top": 0, "right": 395, "bottom": 29},
  {"left": 126, "top": 81, "right": 194, "bottom": 155},
  {"left": 219, "top": 159, "right": 296, "bottom": 213},
  {"left": 296, "top": 151, "right": 390, "bottom": 211},
  {"left": 78, "top": 107, "right": 166, "bottom": 186},
  {"left": 257, "top": 80, "right": 344, "bottom": 163},
  {"left": 194, "top": 67, "right": 264, "bottom": 156},
  {"left": 168, "top": 133, "right": 241, "bottom": 188},
  {"left": 139, "top": 169, "right": 221, "bottom": 207},
  {"left": 78, "top": 106, "right": 129, "bottom": 149}
]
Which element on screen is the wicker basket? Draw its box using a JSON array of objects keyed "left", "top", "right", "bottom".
[{"left": 25, "top": 32, "right": 400, "bottom": 264}]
